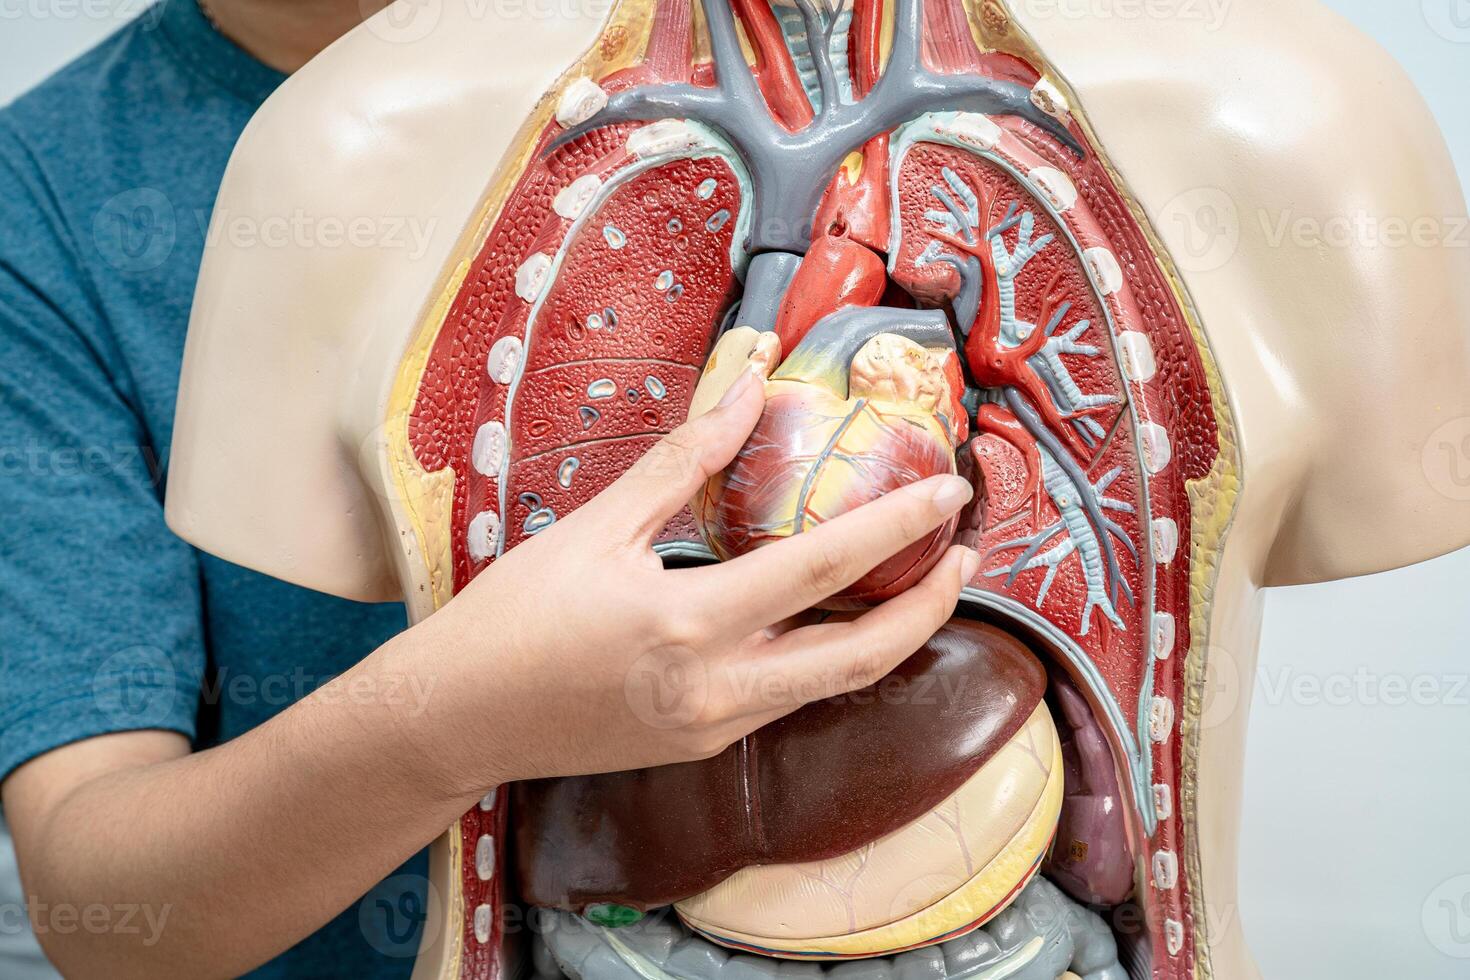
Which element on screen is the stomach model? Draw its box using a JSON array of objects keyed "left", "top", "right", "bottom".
[{"left": 394, "top": 0, "right": 1236, "bottom": 977}]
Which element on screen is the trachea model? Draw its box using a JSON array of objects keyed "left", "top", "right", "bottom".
[{"left": 400, "top": 0, "right": 1223, "bottom": 976}]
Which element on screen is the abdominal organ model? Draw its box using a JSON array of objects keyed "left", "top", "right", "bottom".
[{"left": 394, "top": 0, "right": 1234, "bottom": 977}]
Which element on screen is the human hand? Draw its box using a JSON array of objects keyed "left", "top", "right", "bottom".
[{"left": 423, "top": 367, "right": 980, "bottom": 786}]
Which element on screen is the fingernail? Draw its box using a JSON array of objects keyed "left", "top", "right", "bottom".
[
  {"left": 716, "top": 366, "right": 757, "bottom": 409},
  {"left": 960, "top": 548, "right": 982, "bottom": 583},
  {"left": 926, "top": 475, "right": 974, "bottom": 513}
]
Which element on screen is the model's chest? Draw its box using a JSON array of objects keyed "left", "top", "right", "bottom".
[{"left": 389, "top": 1, "right": 1237, "bottom": 977}]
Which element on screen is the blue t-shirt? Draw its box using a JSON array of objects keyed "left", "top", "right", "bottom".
[{"left": 0, "top": 2, "right": 423, "bottom": 975}]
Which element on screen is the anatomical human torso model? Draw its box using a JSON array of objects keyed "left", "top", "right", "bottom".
[{"left": 164, "top": 2, "right": 1470, "bottom": 979}]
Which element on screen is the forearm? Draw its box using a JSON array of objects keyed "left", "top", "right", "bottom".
[
  {"left": 7, "top": 379, "right": 977, "bottom": 977},
  {"left": 12, "top": 625, "right": 489, "bottom": 979}
]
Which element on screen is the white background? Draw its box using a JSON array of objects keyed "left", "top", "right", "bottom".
[{"left": 2, "top": 2, "right": 1469, "bottom": 978}]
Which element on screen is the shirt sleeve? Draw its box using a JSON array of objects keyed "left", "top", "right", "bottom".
[{"left": 0, "top": 130, "right": 204, "bottom": 785}]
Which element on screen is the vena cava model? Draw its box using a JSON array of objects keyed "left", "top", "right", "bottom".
[{"left": 164, "top": 1, "right": 1470, "bottom": 979}]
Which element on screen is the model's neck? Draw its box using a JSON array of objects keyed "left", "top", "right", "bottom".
[{"left": 201, "top": 0, "right": 391, "bottom": 73}]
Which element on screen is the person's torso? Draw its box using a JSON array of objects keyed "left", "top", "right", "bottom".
[{"left": 1, "top": 3, "right": 420, "bottom": 975}]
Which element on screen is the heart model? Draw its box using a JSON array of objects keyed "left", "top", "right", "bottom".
[{"left": 690, "top": 230, "right": 968, "bottom": 608}]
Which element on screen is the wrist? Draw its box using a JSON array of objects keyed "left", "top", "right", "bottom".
[{"left": 373, "top": 611, "right": 520, "bottom": 801}]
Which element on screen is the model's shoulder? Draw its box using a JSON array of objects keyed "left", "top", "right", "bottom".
[
  {"left": 1019, "top": 0, "right": 1470, "bottom": 583},
  {"left": 236, "top": 4, "right": 601, "bottom": 178},
  {"left": 1019, "top": 0, "right": 1418, "bottom": 136}
]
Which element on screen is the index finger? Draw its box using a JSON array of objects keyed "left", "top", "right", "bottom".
[{"left": 683, "top": 473, "right": 974, "bottom": 633}]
